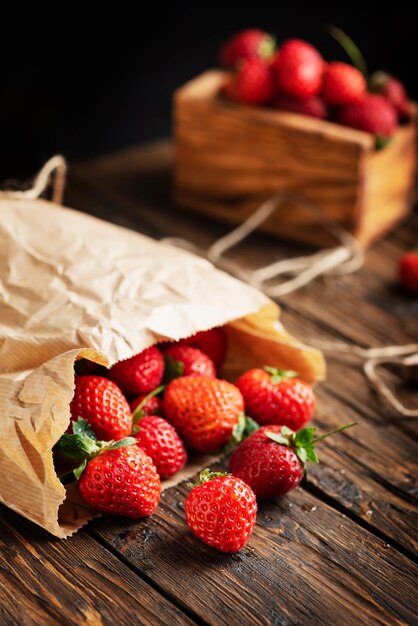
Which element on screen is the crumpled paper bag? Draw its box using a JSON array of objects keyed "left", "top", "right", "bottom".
[{"left": 0, "top": 197, "right": 325, "bottom": 537}]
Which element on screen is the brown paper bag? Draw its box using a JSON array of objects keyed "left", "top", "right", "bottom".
[{"left": 0, "top": 195, "right": 325, "bottom": 538}]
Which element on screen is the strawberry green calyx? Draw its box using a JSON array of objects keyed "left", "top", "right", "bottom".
[
  {"left": 163, "top": 356, "right": 185, "bottom": 384},
  {"left": 188, "top": 468, "right": 229, "bottom": 488},
  {"left": 56, "top": 417, "right": 137, "bottom": 484},
  {"left": 264, "top": 366, "right": 298, "bottom": 384},
  {"left": 258, "top": 34, "right": 276, "bottom": 61},
  {"left": 375, "top": 135, "right": 391, "bottom": 150},
  {"left": 328, "top": 25, "right": 368, "bottom": 79},
  {"left": 131, "top": 384, "right": 165, "bottom": 430},
  {"left": 266, "top": 422, "right": 356, "bottom": 472},
  {"left": 229, "top": 414, "right": 259, "bottom": 447}
]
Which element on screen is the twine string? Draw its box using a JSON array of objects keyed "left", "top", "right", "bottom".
[
  {"left": 0, "top": 155, "right": 67, "bottom": 205},
  {"left": 164, "top": 192, "right": 417, "bottom": 417}
]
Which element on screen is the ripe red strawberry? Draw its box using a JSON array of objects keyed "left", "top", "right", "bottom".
[
  {"left": 274, "top": 94, "right": 327, "bottom": 119},
  {"left": 235, "top": 367, "right": 315, "bottom": 430},
  {"left": 370, "top": 72, "right": 409, "bottom": 116},
  {"left": 322, "top": 62, "right": 366, "bottom": 105},
  {"left": 224, "top": 58, "right": 274, "bottom": 105},
  {"left": 79, "top": 445, "right": 161, "bottom": 517},
  {"left": 70, "top": 375, "right": 132, "bottom": 440},
  {"left": 185, "top": 469, "right": 257, "bottom": 553},
  {"left": 129, "top": 394, "right": 163, "bottom": 416},
  {"left": 133, "top": 415, "right": 187, "bottom": 479},
  {"left": 336, "top": 94, "right": 397, "bottom": 139},
  {"left": 180, "top": 327, "right": 227, "bottom": 371},
  {"left": 56, "top": 420, "right": 161, "bottom": 518},
  {"left": 219, "top": 29, "right": 276, "bottom": 69},
  {"left": 109, "top": 346, "right": 164, "bottom": 397},
  {"left": 163, "top": 376, "right": 244, "bottom": 452},
  {"left": 273, "top": 39, "right": 323, "bottom": 100},
  {"left": 399, "top": 249, "right": 418, "bottom": 294},
  {"left": 163, "top": 345, "right": 216, "bottom": 379},
  {"left": 229, "top": 422, "right": 355, "bottom": 499}
]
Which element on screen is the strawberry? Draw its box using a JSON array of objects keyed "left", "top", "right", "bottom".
[
  {"left": 56, "top": 418, "right": 161, "bottom": 517},
  {"left": 219, "top": 29, "right": 276, "bottom": 69},
  {"left": 70, "top": 375, "right": 132, "bottom": 440},
  {"left": 235, "top": 367, "right": 315, "bottom": 430},
  {"left": 185, "top": 469, "right": 257, "bottom": 553},
  {"left": 163, "top": 345, "right": 216, "bottom": 379},
  {"left": 224, "top": 57, "right": 274, "bottom": 105},
  {"left": 180, "top": 327, "right": 227, "bottom": 371},
  {"left": 336, "top": 94, "right": 397, "bottom": 142},
  {"left": 322, "top": 62, "right": 366, "bottom": 105},
  {"left": 133, "top": 415, "right": 187, "bottom": 479},
  {"left": 129, "top": 394, "right": 163, "bottom": 417},
  {"left": 399, "top": 249, "right": 418, "bottom": 294},
  {"left": 229, "top": 422, "right": 355, "bottom": 499},
  {"left": 109, "top": 346, "right": 164, "bottom": 397},
  {"left": 273, "top": 39, "right": 323, "bottom": 100},
  {"left": 274, "top": 94, "right": 327, "bottom": 119},
  {"left": 370, "top": 71, "right": 409, "bottom": 116},
  {"left": 163, "top": 376, "right": 244, "bottom": 452}
]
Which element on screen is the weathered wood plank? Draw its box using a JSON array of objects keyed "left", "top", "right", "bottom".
[
  {"left": 90, "top": 478, "right": 418, "bottom": 626},
  {"left": 0, "top": 506, "right": 197, "bottom": 626}
]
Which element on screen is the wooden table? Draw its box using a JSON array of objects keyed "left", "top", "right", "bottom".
[{"left": 1, "top": 142, "right": 417, "bottom": 626}]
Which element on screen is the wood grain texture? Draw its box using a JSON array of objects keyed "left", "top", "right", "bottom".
[
  {"left": 0, "top": 506, "right": 196, "bottom": 626},
  {"left": 89, "top": 480, "right": 418, "bottom": 626},
  {"left": 174, "top": 70, "right": 417, "bottom": 247}
]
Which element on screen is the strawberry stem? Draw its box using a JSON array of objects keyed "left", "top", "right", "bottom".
[
  {"left": 131, "top": 384, "right": 165, "bottom": 425},
  {"left": 328, "top": 25, "right": 368, "bottom": 78},
  {"left": 310, "top": 422, "right": 357, "bottom": 445}
]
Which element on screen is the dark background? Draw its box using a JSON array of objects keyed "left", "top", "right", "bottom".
[{"left": 0, "top": 2, "right": 416, "bottom": 178}]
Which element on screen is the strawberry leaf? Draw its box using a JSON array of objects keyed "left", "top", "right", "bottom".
[
  {"left": 296, "top": 447, "right": 308, "bottom": 465},
  {"left": 294, "top": 427, "right": 316, "bottom": 447},
  {"left": 72, "top": 417, "right": 96, "bottom": 440},
  {"left": 105, "top": 437, "right": 137, "bottom": 451},
  {"left": 306, "top": 447, "right": 319, "bottom": 464},
  {"left": 164, "top": 356, "right": 184, "bottom": 384},
  {"left": 266, "top": 431, "right": 291, "bottom": 446},
  {"left": 230, "top": 415, "right": 259, "bottom": 446},
  {"left": 56, "top": 433, "right": 99, "bottom": 459},
  {"left": 188, "top": 468, "right": 229, "bottom": 488},
  {"left": 73, "top": 458, "right": 88, "bottom": 480},
  {"left": 264, "top": 367, "right": 298, "bottom": 384},
  {"left": 59, "top": 458, "right": 88, "bottom": 484}
]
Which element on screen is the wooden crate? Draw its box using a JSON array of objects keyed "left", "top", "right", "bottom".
[{"left": 173, "top": 70, "right": 417, "bottom": 247}]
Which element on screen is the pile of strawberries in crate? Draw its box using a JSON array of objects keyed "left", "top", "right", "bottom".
[
  {"left": 219, "top": 27, "right": 411, "bottom": 145},
  {"left": 56, "top": 328, "right": 353, "bottom": 553}
]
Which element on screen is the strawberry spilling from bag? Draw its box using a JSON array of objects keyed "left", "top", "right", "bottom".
[
  {"left": 163, "top": 344, "right": 216, "bottom": 379},
  {"left": 70, "top": 375, "right": 132, "bottom": 440},
  {"left": 235, "top": 367, "right": 315, "bottom": 430},
  {"left": 109, "top": 346, "right": 164, "bottom": 396},
  {"left": 57, "top": 418, "right": 161, "bottom": 518},
  {"left": 185, "top": 469, "right": 257, "bottom": 553},
  {"left": 229, "top": 422, "right": 356, "bottom": 499},
  {"left": 133, "top": 413, "right": 187, "bottom": 479},
  {"left": 179, "top": 327, "right": 227, "bottom": 371},
  {"left": 164, "top": 375, "right": 244, "bottom": 452}
]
